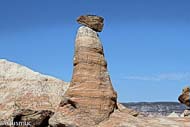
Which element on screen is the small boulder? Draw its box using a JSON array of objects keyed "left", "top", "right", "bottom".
[
  {"left": 77, "top": 15, "right": 104, "bottom": 32},
  {"left": 13, "top": 109, "right": 54, "bottom": 127},
  {"left": 183, "top": 109, "right": 190, "bottom": 117}
]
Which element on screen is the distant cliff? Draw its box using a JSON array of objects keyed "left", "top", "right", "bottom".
[{"left": 122, "top": 102, "right": 186, "bottom": 117}]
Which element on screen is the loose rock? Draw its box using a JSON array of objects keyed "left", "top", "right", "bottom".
[
  {"left": 13, "top": 109, "right": 54, "bottom": 127},
  {"left": 77, "top": 15, "right": 104, "bottom": 32}
]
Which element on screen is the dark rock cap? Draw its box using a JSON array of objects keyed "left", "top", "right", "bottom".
[
  {"left": 77, "top": 15, "right": 104, "bottom": 32},
  {"left": 178, "top": 86, "right": 190, "bottom": 107}
]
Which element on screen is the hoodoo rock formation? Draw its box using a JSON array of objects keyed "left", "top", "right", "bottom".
[
  {"left": 1, "top": 15, "right": 190, "bottom": 127},
  {"left": 49, "top": 15, "right": 117, "bottom": 127},
  {"left": 50, "top": 15, "right": 190, "bottom": 127},
  {"left": 66, "top": 25, "right": 117, "bottom": 121}
]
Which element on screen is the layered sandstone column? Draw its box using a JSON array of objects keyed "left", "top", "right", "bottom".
[{"left": 64, "top": 15, "right": 117, "bottom": 124}]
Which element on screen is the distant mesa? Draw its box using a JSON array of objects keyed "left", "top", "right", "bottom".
[
  {"left": 123, "top": 102, "right": 186, "bottom": 117},
  {"left": 77, "top": 15, "right": 104, "bottom": 32}
]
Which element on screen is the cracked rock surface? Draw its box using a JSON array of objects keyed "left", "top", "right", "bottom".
[{"left": 0, "top": 59, "right": 69, "bottom": 120}]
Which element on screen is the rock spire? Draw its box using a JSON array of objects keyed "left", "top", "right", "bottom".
[{"left": 49, "top": 15, "right": 117, "bottom": 127}]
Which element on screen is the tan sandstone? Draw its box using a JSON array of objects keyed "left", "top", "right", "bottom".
[
  {"left": 1, "top": 15, "right": 190, "bottom": 127},
  {"left": 0, "top": 59, "right": 69, "bottom": 120},
  {"left": 49, "top": 25, "right": 117, "bottom": 127}
]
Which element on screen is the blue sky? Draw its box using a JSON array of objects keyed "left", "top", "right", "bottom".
[{"left": 0, "top": 0, "right": 190, "bottom": 102}]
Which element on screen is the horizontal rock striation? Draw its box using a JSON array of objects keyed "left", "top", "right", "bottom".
[
  {"left": 49, "top": 26, "right": 117, "bottom": 127},
  {"left": 68, "top": 26, "right": 117, "bottom": 120}
]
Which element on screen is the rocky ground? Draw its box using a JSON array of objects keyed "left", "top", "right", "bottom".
[{"left": 0, "top": 15, "right": 189, "bottom": 127}]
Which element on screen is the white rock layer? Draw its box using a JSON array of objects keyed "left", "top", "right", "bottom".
[{"left": 0, "top": 59, "right": 69, "bottom": 120}]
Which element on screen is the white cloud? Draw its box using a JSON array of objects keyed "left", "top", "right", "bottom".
[{"left": 124, "top": 72, "right": 190, "bottom": 81}]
